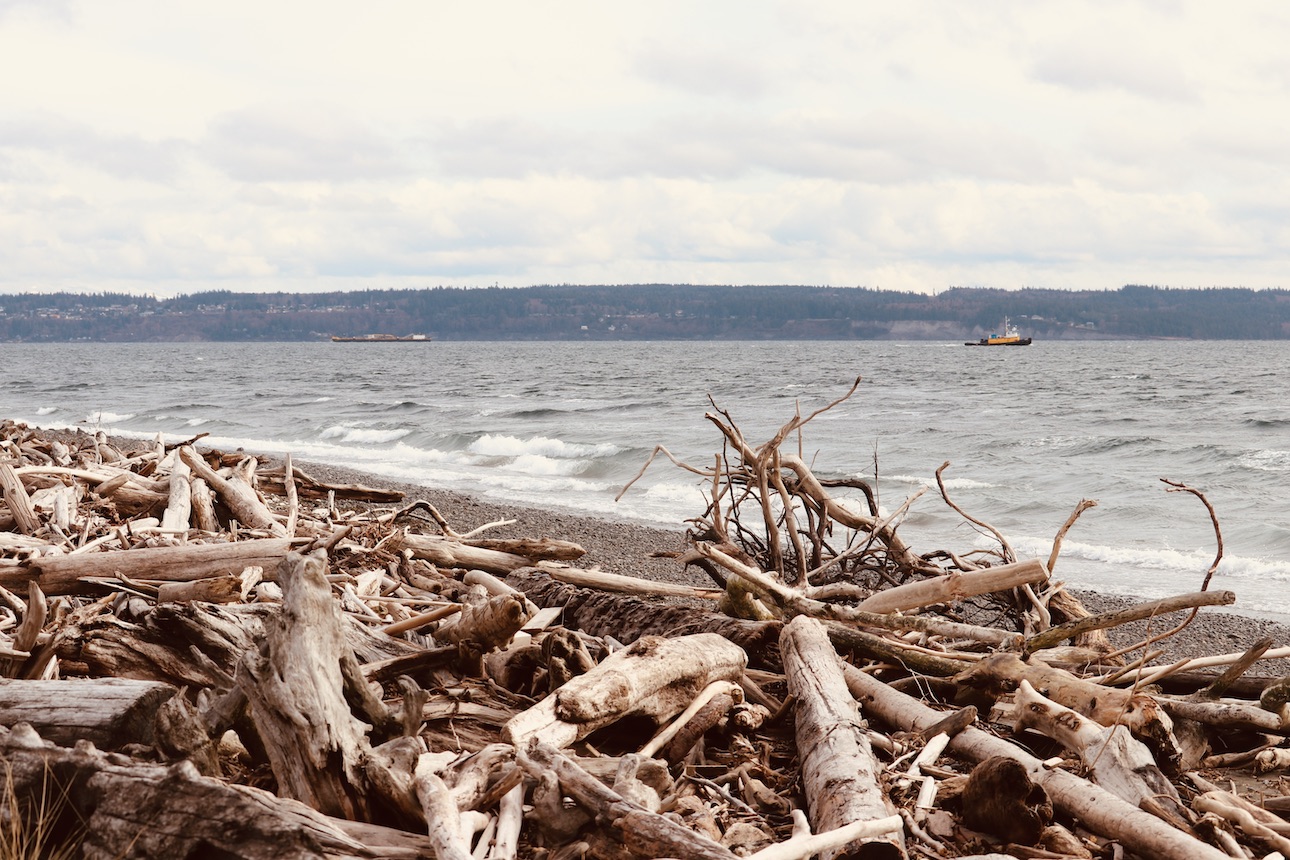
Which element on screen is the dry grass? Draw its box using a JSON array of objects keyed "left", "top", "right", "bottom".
[{"left": 0, "top": 761, "right": 84, "bottom": 860}]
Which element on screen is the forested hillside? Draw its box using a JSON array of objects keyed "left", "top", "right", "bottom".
[{"left": 0, "top": 284, "right": 1286, "bottom": 342}]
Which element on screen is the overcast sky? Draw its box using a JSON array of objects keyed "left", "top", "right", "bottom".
[{"left": 2, "top": 1, "right": 1289, "bottom": 296}]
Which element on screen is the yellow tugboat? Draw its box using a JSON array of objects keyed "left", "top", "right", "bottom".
[{"left": 965, "top": 317, "right": 1032, "bottom": 346}]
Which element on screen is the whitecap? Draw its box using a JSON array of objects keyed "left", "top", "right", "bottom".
[
  {"left": 319, "top": 425, "right": 411, "bottom": 444},
  {"left": 35, "top": 406, "right": 56, "bottom": 415},
  {"left": 84, "top": 411, "right": 135, "bottom": 425},
  {"left": 1238, "top": 449, "right": 1290, "bottom": 472}
]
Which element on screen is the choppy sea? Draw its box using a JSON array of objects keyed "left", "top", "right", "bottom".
[{"left": 2, "top": 340, "right": 1288, "bottom": 618}]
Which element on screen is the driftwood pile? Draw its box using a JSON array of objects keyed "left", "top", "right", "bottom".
[{"left": 2, "top": 386, "right": 1290, "bottom": 860}]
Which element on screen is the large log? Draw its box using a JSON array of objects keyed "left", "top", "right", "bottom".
[
  {"left": 780, "top": 616, "right": 905, "bottom": 860},
  {"left": 7, "top": 537, "right": 296, "bottom": 596},
  {"left": 237, "top": 550, "right": 378, "bottom": 820},
  {"left": 0, "top": 677, "right": 177, "bottom": 749},
  {"left": 842, "top": 664, "right": 1231, "bottom": 860},
  {"left": 393, "top": 532, "right": 583, "bottom": 574},
  {"left": 503, "top": 632, "right": 748, "bottom": 748},
  {"left": 0, "top": 723, "right": 429, "bottom": 859},
  {"left": 854, "top": 558, "right": 1048, "bottom": 614},
  {"left": 179, "top": 446, "right": 285, "bottom": 535}
]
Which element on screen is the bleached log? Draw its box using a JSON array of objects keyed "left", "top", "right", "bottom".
[
  {"left": 0, "top": 677, "right": 177, "bottom": 749},
  {"left": 179, "top": 446, "right": 285, "bottom": 535},
  {"left": 503, "top": 632, "right": 747, "bottom": 748},
  {"left": 780, "top": 616, "right": 905, "bottom": 860},
  {"left": 465, "top": 536, "right": 586, "bottom": 562},
  {"left": 161, "top": 454, "right": 192, "bottom": 532},
  {"left": 414, "top": 760, "right": 472, "bottom": 860},
  {"left": 10, "top": 537, "right": 295, "bottom": 596},
  {"left": 842, "top": 664, "right": 1231, "bottom": 860},
  {"left": 952, "top": 652, "right": 1180, "bottom": 764},
  {"left": 190, "top": 476, "right": 219, "bottom": 532},
  {"left": 1025, "top": 590, "right": 1237, "bottom": 653},
  {"left": 855, "top": 558, "right": 1048, "bottom": 614},
  {"left": 237, "top": 550, "right": 376, "bottom": 820},
  {"left": 1012, "top": 680, "right": 1190, "bottom": 827},
  {"left": 545, "top": 565, "right": 722, "bottom": 600},
  {"left": 392, "top": 531, "right": 570, "bottom": 574},
  {"left": 0, "top": 462, "right": 39, "bottom": 534}
]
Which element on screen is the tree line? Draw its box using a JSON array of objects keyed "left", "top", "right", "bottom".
[{"left": 0, "top": 284, "right": 1287, "bottom": 341}]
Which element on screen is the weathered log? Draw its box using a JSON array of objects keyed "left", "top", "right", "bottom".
[
  {"left": 545, "top": 565, "right": 722, "bottom": 600},
  {"left": 780, "top": 616, "right": 905, "bottom": 860},
  {"left": 179, "top": 446, "right": 285, "bottom": 535},
  {"left": 190, "top": 476, "right": 220, "bottom": 532},
  {"left": 1012, "top": 680, "right": 1190, "bottom": 828},
  {"left": 855, "top": 558, "right": 1048, "bottom": 614},
  {"left": 8, "top": 537, "right": 295, "bottom": 596},
  {"left": 842, "top": 664, "right": 1231, "bottom": 860},
  {"left": 0, "top": 579, "right": 46, "bottom": 678},
  {"left": 392, "top": 531, "right": 582, "bottom": 574},
  {"left": 160, "top": 454, "right": 192, "bottom": 532},
  {"left": 0, "top": 723, "right": 429, "bottom": 859},
  {"left": 1024, "top": 590, "right": 1237, "bottom": 654},
  {"left": 951, "top": 652, "right": 1180, "bottom": 766},
  {"left": 503, "top": 632, "right": 748, "bottom": 748},
  {"left": 0, "top": 461, "right": 40, "bottom": 534},
  {"left": 237, "top": 550, "right": 379, "bottom": 820},
  {"left": 0, "top": 677, "right": 176, "bottom": 749},
  {"left": 466, "top": 536, "right": 586, "bottom": 562}
]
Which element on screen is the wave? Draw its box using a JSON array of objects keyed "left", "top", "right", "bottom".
[
  {"left": 1237, "top": 449, "right": 1290, "bottom": 473},
  {"left": 85, "top": 411, "right": 136, "bottom": 425},
  {"left": 1008, "top": 534, "right": 1290, "bottom": 582},
  {"left": 320, "top": 425, "right": 412, "bottom": 444},
  {"left": 35, "top": 406, "right": 56, "bottom": 415},
  {"left": 467, "top": 433, "right": 621, "bottom": 460}
]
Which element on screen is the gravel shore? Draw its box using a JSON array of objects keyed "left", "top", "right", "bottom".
[{"left": 288, "top": 456, "right": 1290, "bottom": 675}]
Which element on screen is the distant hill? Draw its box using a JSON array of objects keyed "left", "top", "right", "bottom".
[{"left": 0, "top": 284, "right": 1287, "bottom": 342}]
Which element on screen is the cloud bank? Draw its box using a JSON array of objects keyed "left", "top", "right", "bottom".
[{"left": 1, "top": 1, "right": 1288, "bottom": 295}]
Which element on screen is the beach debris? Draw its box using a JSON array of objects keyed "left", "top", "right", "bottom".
[{"left": 2, "top": 402, "right": 1290, "bottom": 859}]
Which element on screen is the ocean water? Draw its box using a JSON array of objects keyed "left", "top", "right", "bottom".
[{"left": 2, "top": 340, "right": 1288, "bottom": 619}]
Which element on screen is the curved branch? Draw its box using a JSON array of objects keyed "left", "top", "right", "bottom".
[
  {"left": 1160, "top": 477, "right": 1224, "bottom": 591},
  {"left": 935, "top": 461, "right": 1014, "bottom": 563}
]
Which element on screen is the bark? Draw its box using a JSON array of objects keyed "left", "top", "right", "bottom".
[
  {"left": 842, "top": 664, "right": 1231, "bottom": 860},
  {"left": 780, "top": 616, "right": 905, "bottom": 860}
]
